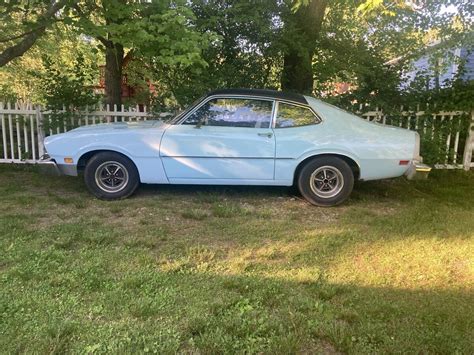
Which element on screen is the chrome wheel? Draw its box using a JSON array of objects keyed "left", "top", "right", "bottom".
[
  {"left": 309, "top": 165, "right": 344, "bottom": 199},
  {"left": 94, "top": 161, "right": 129, "bottom": 193}
]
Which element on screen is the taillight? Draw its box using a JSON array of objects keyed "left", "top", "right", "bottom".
[{"left": 399, "top": 160, "right": 410, "bottom": 165}]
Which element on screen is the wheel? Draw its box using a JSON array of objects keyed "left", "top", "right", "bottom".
[
  {"left": 297, "top": 156, "right": 354, "bottom": 206},
  {"left": 84, "top": 152, "right": 140, "bottom": 200}
]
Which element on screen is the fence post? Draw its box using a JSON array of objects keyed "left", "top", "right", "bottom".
[
  {"left": 36, "top": 105, "right": 45, "bottom": 159},
  {"left": 462, "top": 110, "right": 474, "bottom": 170}
]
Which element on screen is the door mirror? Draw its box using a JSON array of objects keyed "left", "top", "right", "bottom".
[{"left": 194, "top": 117, "right": 205, "bottom": 129}]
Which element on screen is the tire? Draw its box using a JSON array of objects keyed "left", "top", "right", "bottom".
[
  {"left": 84, "top": 152, "right": 140, "bottom": 200},
  {"left": 297, "top": 156, "right": 354, "bottom": 206}
]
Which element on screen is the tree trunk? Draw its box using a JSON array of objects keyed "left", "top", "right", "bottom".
[
  {"left": 104, "top": 42, "right": 124, "bottom": 108},
  {"left": 281, "top": 0, "right": 327, "bottom": 94},
  {"left": 281, "top": 50, "right": 315, "bottom": 93}
]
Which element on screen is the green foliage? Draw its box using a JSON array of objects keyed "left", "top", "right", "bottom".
[
  {"left": 0, "top": 80, "right": 18, "bottom": 102},
  {"left": 152, "top": 0, "right": 283, "bottom": 107},
  {"left": 38, "top": 53, "right": 98, "bottom": 130},
  {"left": 39, "top": 54, "right": 97, "bottom": 110},
  {"left": 159, "top": 0, "right": 471, "bottom": 103},
  {"left": 420, "top": 134, "right": 445, "bottom": 166},
  {"left": 69, "top": 0, "right": 214, "bottom": 107},
  {"left": 0, "top": 1, "right": 59, "bottom": 51},
  {"left": 0, "top": 20, "right": 102, "bottom": 103}
]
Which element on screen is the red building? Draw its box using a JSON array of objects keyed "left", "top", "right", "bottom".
[{"left": 94, "top": 53, "right": 156, "bottom": 105}]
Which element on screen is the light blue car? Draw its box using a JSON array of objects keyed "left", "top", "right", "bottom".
[{"left": 43, "top": 89, "right": 430, "bottom": 206}]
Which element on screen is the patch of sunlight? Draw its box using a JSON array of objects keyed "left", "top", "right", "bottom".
[
  {"left": 327, "top": 236, "right": 474, "bottom": 290},
  {"left": 218, "top": 239, "right": 315, "bottom": 274},
  {"left": 187, "top": 229, "right": 346, "bottom": 282},
  {"left": 158, "top": 246, "right": 217, "bottom": 273}
]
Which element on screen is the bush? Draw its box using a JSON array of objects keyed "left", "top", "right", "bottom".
[{"left": 38, "top": 53, "right": 99, "bottom": 131}]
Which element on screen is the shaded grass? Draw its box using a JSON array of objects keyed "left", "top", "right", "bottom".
[{"left": 0, "top": 164, "right": 473, "bottom": 354}]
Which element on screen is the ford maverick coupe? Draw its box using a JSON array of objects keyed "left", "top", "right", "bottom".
[{"left": 43, "top": 89, "right": 430, "bottom": 206}]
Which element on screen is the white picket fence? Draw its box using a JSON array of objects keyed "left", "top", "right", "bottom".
[
  {"left": 0, "top": 102, "right": 473, "bottom": 169},
  {"left": 0, "top": 102, "right": 168, "bottom": 163}
]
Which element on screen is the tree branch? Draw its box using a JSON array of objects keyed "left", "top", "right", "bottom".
[
  {"left": 96, "top": 35, "right": 113, "bottom": 48},
  {"left": 0, "top": 16, "right": 71, "bottom": 44},
  {"left": 71, "top": 3, "right": 112, "bottom": 48},
  {"left": 0, "top": 26, "right": 46, "bottom": 44},
  {"left": 0, "top": 0, "right": 72, "bottom": 67}
]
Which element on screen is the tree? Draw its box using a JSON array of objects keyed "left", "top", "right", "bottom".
[
  {"left": 0, "top": 0, "right": 73, "bottom": 67},
  {"left": 0, "top": 21, "right": 100, "bottom": 103},
  {"left": 280, "top": 0, "right": 327, "bottom": 93},
  {"left": 2, "top": 0, "right": 472, "bottom": 108},
  {"left": 72, "top": 0, "right": 211, "bottom": 107},
  {"left": 154, "top": 0, "right": 282, "bottom": 106},
  {"left": 281, "top": 0, "right": 473, "bottom": 95}
]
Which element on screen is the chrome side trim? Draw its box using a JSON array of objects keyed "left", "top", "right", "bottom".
[{"left": 160, "top": 155, "right": 293, "bottom": 160}]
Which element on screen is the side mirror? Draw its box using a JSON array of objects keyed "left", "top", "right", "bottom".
[{"left": 194, "top": 118, "right": 205, "bottom": 129}]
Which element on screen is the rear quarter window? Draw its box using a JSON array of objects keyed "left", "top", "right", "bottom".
[{"left": 275, "top": 102, "right": 320, "bottom": 128}]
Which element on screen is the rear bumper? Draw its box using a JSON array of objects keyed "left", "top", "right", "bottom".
[
  {"left": 38, "top": 156, "right": 78, "bottom": 176},
  {"left": 405, "top": 160, "right": 432, "bottom": 180}
]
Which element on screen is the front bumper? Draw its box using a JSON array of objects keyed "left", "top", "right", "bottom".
[
  {"left": 38, "top": 156, "right": 78, "bottom": 176},
  {"left": 405, "top": 160, "right": 432, "bottom": 180}
]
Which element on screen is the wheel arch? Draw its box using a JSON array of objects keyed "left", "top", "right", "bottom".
[
  {"left": 77, "top": 149, "right": 139, "bottom": 177},
  {"left": 293, "top": 153, "right": 360, "bottom": 184}
]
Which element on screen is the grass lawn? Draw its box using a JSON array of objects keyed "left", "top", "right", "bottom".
[{"left": 0, "top": 165, "right": 473, "bottom": 354}]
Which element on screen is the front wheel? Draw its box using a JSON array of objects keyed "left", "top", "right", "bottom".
[
  {"left": 297, "top": 157, "right": 354, "bottom": 206},
  {"left": 84, "top": 152, "right": 140, "bottom": 200}
]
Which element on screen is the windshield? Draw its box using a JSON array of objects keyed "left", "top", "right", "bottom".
[{"left": 169, "top": 96, "right": 206, "bottom": 125}]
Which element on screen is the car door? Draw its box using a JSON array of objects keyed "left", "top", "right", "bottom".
[
  {"left": 160, "top": 96, "right": 276, "bottom": 181},
  {"left": 273, "top": 101, "right": 323, "bottom": 181}
]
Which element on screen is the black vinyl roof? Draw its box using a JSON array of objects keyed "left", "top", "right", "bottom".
[{"left": 206, "top": 88, "right": 308, "bottom": 105}]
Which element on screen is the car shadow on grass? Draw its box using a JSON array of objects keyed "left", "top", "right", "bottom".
[
  {"left": 136, "top": 183, "right": 297, "bottom": 199},
  {"left": 4, "top": 164, "right": 472, "bottom": 209}
]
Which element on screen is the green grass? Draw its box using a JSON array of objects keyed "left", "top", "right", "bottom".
[{"left": 0, "top": 164, "right": 473, "bottom": 354}]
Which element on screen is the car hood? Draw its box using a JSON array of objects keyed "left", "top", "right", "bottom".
[
  {"left": 70, "top": 120, "right": 165, "bottom": 132},
  {"left": 44, "top": 120, "right": 168, "bottom": 146}
]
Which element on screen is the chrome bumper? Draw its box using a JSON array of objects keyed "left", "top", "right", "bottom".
[
  {"left": 38, "top": 156, "right": 78, "bottom": 176},
  {"left": 405, "top": 160, "right": 432, "bottom": 180}
]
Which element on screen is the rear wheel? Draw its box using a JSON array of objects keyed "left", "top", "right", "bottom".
[
  {"left": 84, "top": 152, "right": 139, "bottom": 200},
  {"left": 297, "top": 156, "right": 354, "bottom": 206}
]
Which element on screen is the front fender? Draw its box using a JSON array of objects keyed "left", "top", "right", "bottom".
[
  {"left": 72, "top": 144, "right": 135, "bottom": 165},
  {"left": 44, "top": 133, "right": 169, "bottom": 184}
]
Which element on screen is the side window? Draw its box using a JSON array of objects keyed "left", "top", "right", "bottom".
[
  {"left": 183, "top": 98, "right": 273, "bottom": 128},
  {"left": 275, "top": 102, "right": 319, "bottom": 128}
]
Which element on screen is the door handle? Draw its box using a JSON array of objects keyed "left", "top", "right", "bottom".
[{"left": 258, "top": 132, "right": 273, "bottom": 138}]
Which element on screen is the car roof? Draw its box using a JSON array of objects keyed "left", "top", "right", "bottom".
[{"left": 206, "top": 88, "right": 308, "bottom": 105}]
